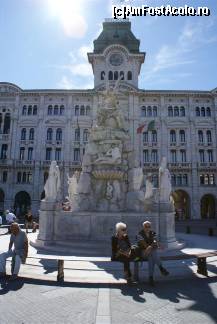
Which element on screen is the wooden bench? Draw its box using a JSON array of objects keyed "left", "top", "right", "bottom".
[
  {"left": 133, "top": 251, "right": 217, "bottom": 281},
  {"left": 6, "top": 251, "right": 216, "bottom": 283}
]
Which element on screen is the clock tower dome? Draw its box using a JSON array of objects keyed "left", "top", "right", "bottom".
[{"left": 88, "top": 19, "right": 145, "bottom": 88}]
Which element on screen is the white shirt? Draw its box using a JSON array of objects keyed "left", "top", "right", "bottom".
[
  {"left": 6, "top": 212, "right": 16, "bottom": 223},
  {"left": 0, "top": 216, "right": 2, "bottom": 225}
]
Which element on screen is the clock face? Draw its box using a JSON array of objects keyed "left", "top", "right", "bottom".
[{"left": 109, "top": 53, "right": 124, "bottom": 66}]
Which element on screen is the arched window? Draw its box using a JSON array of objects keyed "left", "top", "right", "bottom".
[
  {"left": 80, "top": 105, "right": 85, "bottom": 116},
  {"left": 114, "top": 71, "right": 118, "bottom": 80},
  {"left": 179, "top": 130, "right": 185, "bottom": 143},
  {"left": 101, "top": 71, "right": 105, "bottom": 80},
  {"left": 168, "top": 106, "right": 173, "bottom": 117},
  {"left": 75, "top": 105, "right": 79, "bottom": 116},
  {"left": 180, "top": 106, "right": 185, "bottom": 117},
  {"left": 201, "top": 107, "right": 205, "bottom": 117},
  {"left": 198, "top": 130, "right": 203, "bottom": 143},
  {"left": 22, "top": 172, "right": 27, "bottom": 183},
  {"left": 60, "top": 105, "right": 65, "bottom": 115},
  {"left": 86, "top": 106, "right": 90, "bottom": 116},
  {"left": 153, "top": 106, "right": 157, "bottom": 117},
  {"left": 143, "top": 131, "right": 148, "bottom": 143},
  {"left": 29, "top": 128, "right": 34, "bottom": 140},
  {"left": 17, "top": 172, "right": 22, "bottom": 183},
  {"left": 120, "top": 71, "right": 124, "bottom": 80},
  {"left": 170, "top": 130, "right": 176, "bottom": 143},
  {"left": 207, "top": 130, "right": 212, "bottom": 143},
  {"left": 108, "top": 71, "right": 113, "bottom": 80},
  {"left": 206, "top": 107, "right": 211, "bottom": 117},
  {"left": 47, "top": 128, "right": 53, "bottom": 141},
  {"left": 199, "top": 150, "right": 205, "bottom": 163},
  {"left": 21, "top": 128, "right": 26, "bottom": 140},
  {"left": 54, "top": 105, "right": 58, "bottom": 115},
  {"left": 152, "top": 130, "right": 157, "bottom": 143},
  {"left": 196, "top": 107, "right": 200, "bottom": 116},
  {"left": 174, "top": 106, "right": 179, "bottom": 116},
  {"left": 141, "top": 106, "right": 146, "bottom": 117},
  {"left": 27, "top": 105, "right": 32, "bottom": 115},
  {"left": 48, "top": 105, "right": 53, "bottom": 115},
  {"left": 83, "top": 129, "right": 89, "bottom": 143},
  {"left": 127, "top": 71, "right": 132, "bottom": 80},
  {"left": 1, "top": 144, "right": 8, "bottom": 159},
  {"left": 75, "top": 128, "right": 80, "bottom": 141},
  {"left": 3, "top": 113, "right": 10, "bottom": 134},
  {"left": 147, "top": 106, "right": 152, "bottom": 117},
  {"left": 56, "top": 128, "right": 62, "bottom": 141},
  {"left": 22, "top": 105, "right": 27, "bottom": 115},
  {"left": 33, "top": 105, "right": 37, "bottom": 115}
]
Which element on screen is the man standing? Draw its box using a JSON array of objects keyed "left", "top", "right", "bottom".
[{"left": 0, "top": 223, "right": 28, "bottom": 280}]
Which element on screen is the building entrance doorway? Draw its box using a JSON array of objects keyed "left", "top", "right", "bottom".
[
  {"left": 14, "top": 191, "right": 31, "bottom": 218},
  {"left": 0, "top": 189, "right": 4, "bottom": 213},
  {"left": 201, "top": 194, "right": 216, "bottom": 219}
]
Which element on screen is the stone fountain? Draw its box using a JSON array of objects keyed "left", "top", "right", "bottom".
[{"left": 36, "top": 80, "right": 177, "bottom": 251}]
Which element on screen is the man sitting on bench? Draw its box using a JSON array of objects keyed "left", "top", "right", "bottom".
[
  {"left": 137, "top": 221, "right": 169, "bottom": 286},
  {"left": 0, "top": 223, "right": 28, "bottom": 280}
]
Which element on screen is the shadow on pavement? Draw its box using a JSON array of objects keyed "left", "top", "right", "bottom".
[
  {"left": 39, "top": 259, "right": 58, "bottom": 274},
  {"left": 0, "top": 277, "right": 24, "bottom": 295}
]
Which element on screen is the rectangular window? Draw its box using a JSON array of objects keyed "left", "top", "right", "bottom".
[
  {"left": 180, "top": 150, "right": 186, "bottom": 162},
  {"left": 1, "top": 144, "right": 8, "bottom": 159},
  {"left": 46, "top": 148, "right": 52, "bottom": 161},
  {"left": 151, "top": 150, "right": 158, "bottom": 163},
  {"left": 74, "top": 148, "right": 80, "bottom": 161},
  {"left": 170, "top": 150, "right": 177, "bottom": 163},
  {"left": 208, "top": 150, "right": 213, "bottom": 163},
  {"left": 27, "top": 147, "right": 33, "bottom": 161},
  {"left": 55, "top": 148, "right": 61, "bottom": 161},
  {"left": 2, "top": 171, "right": 7, "bottom": 183},
  {"left": 199, "top": 150, "right": 205, "bottom": 163},
  {"left": 19, "top": 147, "right": 25, "bottom": 160},
  {"left": 143, "top": 132, "right": 148, "bottom": 143},
  {"left": 143, "top": 150, "right": 149, "bottom": 163}
]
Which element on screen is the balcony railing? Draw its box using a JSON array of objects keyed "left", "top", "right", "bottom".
[
  {"left": 197, "top": 162, "right": 216, "bottom": 168},
  {"left": 0, "top": 134, "right": 10, "bottom": 141}
]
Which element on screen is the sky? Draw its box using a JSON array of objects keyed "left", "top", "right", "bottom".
[{"left": 0, "top": 0, "right": 217, "bottom": 91}]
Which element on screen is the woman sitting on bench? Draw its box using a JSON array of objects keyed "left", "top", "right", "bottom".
[{"left": 111, "top": 222, "right": 138, "bottom": 284}]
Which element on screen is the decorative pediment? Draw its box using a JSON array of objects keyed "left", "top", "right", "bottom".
[{"left": 95, "top": 82, "right": 137, "bottom": 93}]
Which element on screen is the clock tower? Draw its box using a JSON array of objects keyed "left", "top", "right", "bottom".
[{"left": 88, "top": 19, "right": 145, "bottom": 89}]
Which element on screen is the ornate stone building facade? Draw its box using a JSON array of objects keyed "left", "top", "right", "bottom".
[{"left": 0, "top": 19, "right": 216, "bottom": 220}]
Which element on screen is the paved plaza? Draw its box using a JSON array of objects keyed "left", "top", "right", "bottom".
[{"left": 0, "top": 228, "right": 217, "bottom": 323}]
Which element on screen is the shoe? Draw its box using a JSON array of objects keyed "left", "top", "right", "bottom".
[
  {"left": 159, "top": 266, "right": 169, "bottom": 276},
  {"left": 9, "top": 274, "right": 18, "bottom": 281},
  {"left": 149, "top": 276, "right": 155, "bottom": 286},
  {"left": 0, "top": 272, "right": 6, "bottom": 278}
]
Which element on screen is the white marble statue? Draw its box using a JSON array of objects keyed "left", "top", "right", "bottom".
[
  {"left": 159, "top": 157, "right": 172, "bottom": 202},
  {"left": 67, "top": 172, "right": 79, "bottom": 202},
  {"left": 128, "top": 167, "right": 143, "bottom": 191},
  {"left": 95, "top": 145, "right": 121, "bottom": 165},
  {"left": 144, "top": 173, "right": 154, "bottom": 199},
  {"left": 44, "top": 161, "right": 61, "bottom": 201}
]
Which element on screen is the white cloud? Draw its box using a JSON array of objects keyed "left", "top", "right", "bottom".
[{"left": 56, "top": 44, "right": 94, "bottom": 89}]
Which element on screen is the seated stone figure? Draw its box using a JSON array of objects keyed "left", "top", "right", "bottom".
[{"left": 95, "top": 145, "right": 121, "bottom": 165}]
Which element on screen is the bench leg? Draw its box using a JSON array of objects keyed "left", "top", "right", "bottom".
[
  {"left": 57, "top": 260, "right": 64, "bottom": 282},
  {"left": 197, "top": 257, "right": 208, "bottom": 276},
  {"left": 133, "top": 262, "right": 139, "bottom": 282}
]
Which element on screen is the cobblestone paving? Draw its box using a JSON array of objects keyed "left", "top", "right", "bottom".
[{"left": 0, "top": 277, "right": 217, "bottom": 324}]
